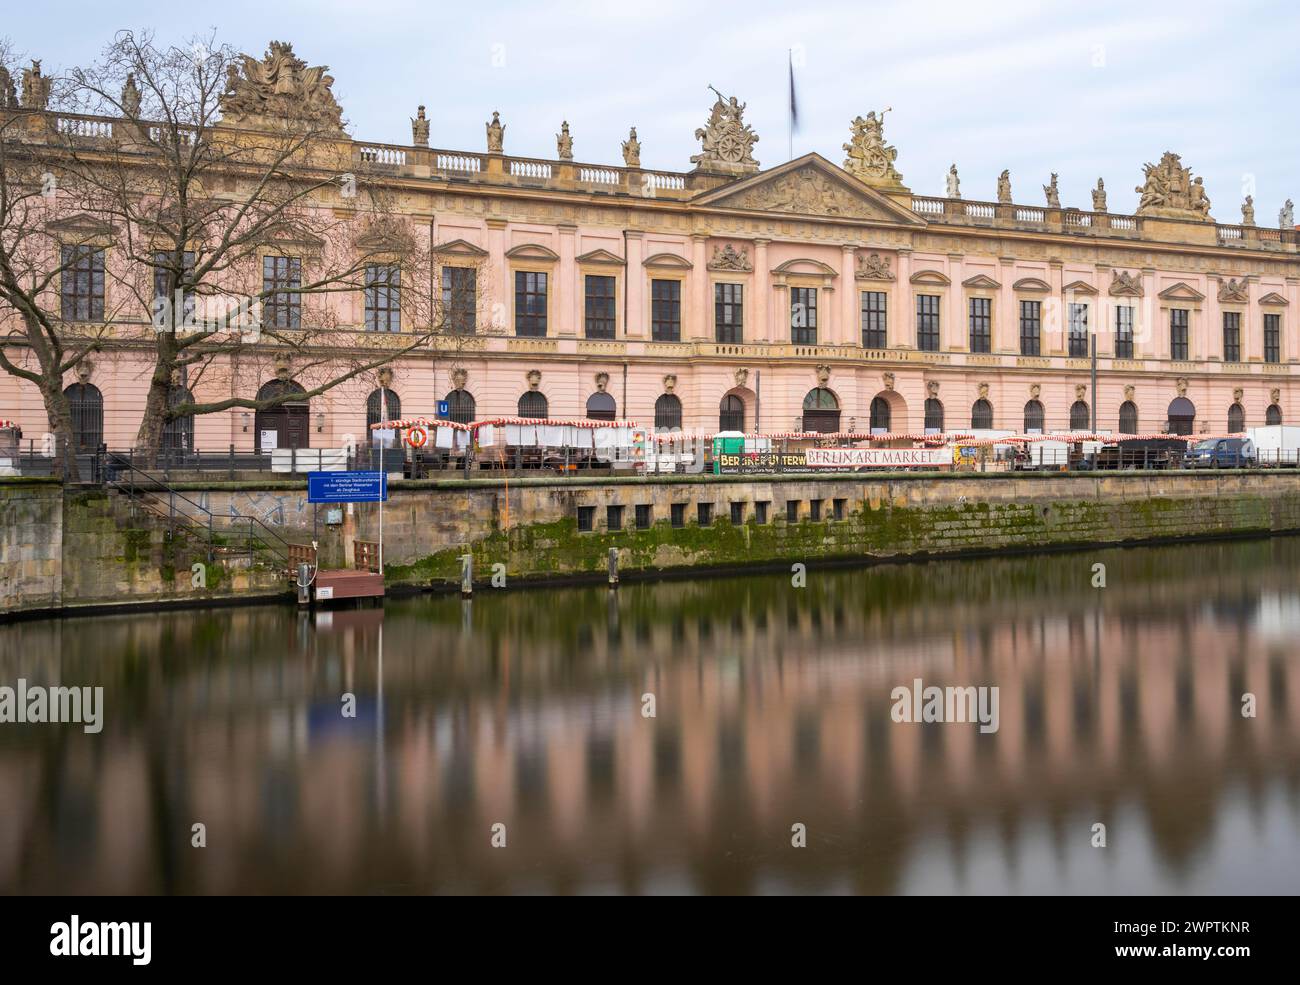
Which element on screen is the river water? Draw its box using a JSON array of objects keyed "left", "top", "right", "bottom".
[{"left": 2, "top": 538, "right": 1299, "bottom": 895}]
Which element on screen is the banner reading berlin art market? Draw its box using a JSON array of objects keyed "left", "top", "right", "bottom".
[{"left": 804, "top": 447, "right": 953, "bottom": 468}]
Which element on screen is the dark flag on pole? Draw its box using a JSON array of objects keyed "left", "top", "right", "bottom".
[
  {"left": 788, "top": 49, "right": 799, "bottom": 159},
  {"left": 788, "top": 51, "right": 800, "bottom": 125}
]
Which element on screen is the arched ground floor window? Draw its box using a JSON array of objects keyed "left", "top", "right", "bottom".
[
  {"left": 869, "top": 396, "right": 891, "bottom": 433},
  {"left": 719, "top": 394, "right": 745, "bottom": 432},
  {"left": 1168, "top": 397, "right": 1195, "bottom": 435},
  {"left": 655, "top": 393, "right": 682, "bottom": 430},
  {"left": 924, "top": 398, "right": 944, "bottom": 433},
  {"left": 447, "top": 389, "right": 476, "bottom": 425},
  {"left": 1069, "top": 400, "right": 1090, "bottom": 431},
  {"left": 586, "top": 391, "right": 616, "bottom": 421},
  {"left": 1024, "top": 399, "right": 1045, "bottom": 433},
  {"left": 518, "top": 390, "right": 548, "bottom": 418},
  {"left": 1119, "top": 401, "right": 1138, "bottom": 434},
  {"left": 801, "top": 387, "right": 840, "bottom": 433},
  {"left": 1228, "top": 403, "right": 1245, "bottom": 432},
  {"left": 970, "top": 399, "right": 993, "bottom": 430},
  {"left": 64, "top": 382, "right": 104, "bottom": 451}
]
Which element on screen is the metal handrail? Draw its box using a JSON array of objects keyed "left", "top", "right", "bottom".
[{"left": 103, "top": 451, "right": 294, "bottom": 568}]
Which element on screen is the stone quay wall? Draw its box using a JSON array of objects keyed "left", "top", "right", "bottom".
[{"left": 4, "top": 471, "right": 1300, "bottom": 615}]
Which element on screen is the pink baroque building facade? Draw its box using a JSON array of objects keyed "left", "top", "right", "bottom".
[{"left": 3, "top": 44, "right": 1299, "bottom": 454}]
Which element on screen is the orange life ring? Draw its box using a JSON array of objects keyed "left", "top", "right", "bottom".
[{"left": 406, "top": 425, "right": 429, "bottom": 448}]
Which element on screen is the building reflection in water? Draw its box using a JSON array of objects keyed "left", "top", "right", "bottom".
[{"left": 2, "top": 538, "right": 1299, "bottom": 895}]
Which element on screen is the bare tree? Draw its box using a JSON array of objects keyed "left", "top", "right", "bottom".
[
  {"left": 0, "top": 46, "right": 118, "bottom": 480},
  {"left": 47, "top": 31, "right": 449, "bottom": 465}
]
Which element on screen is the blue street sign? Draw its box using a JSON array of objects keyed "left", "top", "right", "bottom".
[
  {"left": 308, "top": 470, "right": 388, "bottom": 503},
  {"left": 436, "top": 400, "right": 450, "bottom": 419}
]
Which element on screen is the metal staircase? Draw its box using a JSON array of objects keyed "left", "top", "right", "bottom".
[{"left": 105, "top": 454, "right": 298, "bottom": 575}]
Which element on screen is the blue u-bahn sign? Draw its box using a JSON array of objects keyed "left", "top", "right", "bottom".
[{"left": 307, "top": 470, "right": 388, "bottom": 503}]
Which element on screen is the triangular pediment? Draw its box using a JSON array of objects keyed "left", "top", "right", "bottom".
[
  {"left": 1158, "top": 281, "right": 1205, "bottom": 302},
  {"left": 576, "top": 248, "right": 625, "bottom": 266},
  {"left": 1259, "top": 291, "right": 1289, "bottom": 306},
  {"left": 963, "top": 274, "right": 1001, "bottom": 290},
  {"left": 46, "top": 212, "right": 115, "bottom": 240},
  {"left": 434, "top": 238, "right": 488, "bottom": 258},
  {"left": 692, "top": 153, "right": 924, "bottom": 225},
  {"left": 263, "top": 221, "right": 325, "bottom": 252},
  {"left": 1062, "top": 279, "right": 1098, "bottom": 295}
]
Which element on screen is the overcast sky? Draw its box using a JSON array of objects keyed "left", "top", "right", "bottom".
[{"left": 7, "top": 0, "right": 1299, "bottom": 222}]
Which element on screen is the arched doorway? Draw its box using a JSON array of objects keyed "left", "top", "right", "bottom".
[
  {"left": 924, "top": 398, "right": 944, "bottom": 433},
  {"left": 1267, "top": 404, "right": 1283, "bottom": 425},
  {"left": 719, "top": 394, "right": 745, "bottom": 432},
  {"left": 254, "top": 379, "right": 308, "bottom": 453},
  {"left": 1167, "top": 396, "right": 1195, "bottom": 435},
  {"left": 518, "top": 390, "right": 548, "bottom": 418},
  {"left": 655, "top": 394, "right": 681, "bottom": 430},
  {"left": 970, "top": 399, "right": 993, "bottom": 430},
  {"left": 1119, "top": 401, "right": 1138, "bottom": 434},
  {"left": 64, "top": 382, "right": 103, "bottom": 451},
  {"left": 869, "top": 396, "right": 891, "bottom": 434},
  {"left": 586, "top": 391, "right": 616, "bottom": 421},
  {"left": 802, "top": 387, "right": 840, "bottom": 433},
  {"left": 1227, "top": 403, "right": 1245, "bottom": 432},
  {"left": 447, "top": 389, "right": 476, "bottom": 424},
  {"left": 1024, "top": 399, "right": 1045, "bottom": 433},
  {"left": 1069, "top": 400, "right": 1090, "bottom": 431}
]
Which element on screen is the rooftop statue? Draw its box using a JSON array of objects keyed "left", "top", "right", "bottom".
[
  {"left": 622, "top": 126, "right": 640, "bottom": 167},
  {"left": 1135, "top": 151, "right": 1212, "bottom": 221},
  {"left": 946, "top": 163, "right": 960, "bottom": 199},
  {"left": 556, "top": 120, "right": 573, "bottom": 160},
  {"left": 691, "top": 86, "right": 759, "bottom": 174},
  {"left": 411, "top": 105, "right": 429, "bottom": 146},
  {"left": 842, "top": 110, "right": 905, "bottom": 189},
  {"left": 1241, "top": 195, "right": 1254, "bottom": 226},
  {"left": 220, "top": 41, "right": 344, "bottom": 132},
  {"left": 486, "top": 111, "right": 505, "bottom": 153},
  {"left": 1091, "top": 178, "right": 1107, "bottom": 212},
  {"left": 1043, "top": 172, "right": 1060, "bottom": 207},
  {"left": 1281, "top": 199, "right": 1295, "bottom": 229},
  {"left": 997, "top": 169, "right": 1011, "bottom": 204}
]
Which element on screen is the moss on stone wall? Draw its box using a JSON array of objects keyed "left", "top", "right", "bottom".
[{"left": 382, "top": 485, "right": 1300, "bottom": 590}]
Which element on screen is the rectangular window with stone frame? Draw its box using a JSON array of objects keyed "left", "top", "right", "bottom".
[
  {"left": 1067, "top": 303, "right": 1089, "bottom": 357},
  {"left": 585, "top": 275, "right": 616, "bottom": 339},
  {"left": 61, "top": 245, "right": 105, "bottom": 322},
  {"left": 442, "top": 266, "right": 477, "bottom": 335},
  {"left": 1264, "top": 313, "right": 1281, "bottom": 364},
  {"left": 364, "top": 263, "right": 401, "bottom": 333},
  {"left": 968, "top": 297, "right": 991, "bottom": 353},
  {"left": 1019, "top": 300, "right": 1041, "bottom": 356},
  {"left": 715, "top": 282, "right": 743, "bottom": 343},
  {"left": 1222, "top": 311, "right": 1241, "bottom": 362},
  {"left": 1114, "top": 305, "right": 1135, "bottom": 358},
  {"left": 264, "top": 255, "right": 301, "bottom": 330},
  {"left": 791, "top": 287, "right": 818, "bottom": 345},
  {"left": 651, "top": 278, "right": 681, "bottom": 342},
  {"left": 514, "top": 270, "right": 548, "bottom": 337},
  {"left": 916, "top": 294, "right": 940, "bottom": 352},
  {"left": 1170, "top": 308, "right": 1189, "bottom": 360},
  {"left": 861, "top": 291, "right": 887, "bottom": 349}
]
